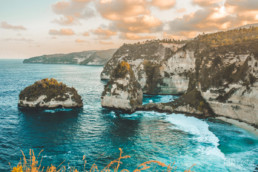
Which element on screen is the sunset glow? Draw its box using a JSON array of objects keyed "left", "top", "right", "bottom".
[{"left": 0, "top": 0, "right": 257, "bottom": 58}]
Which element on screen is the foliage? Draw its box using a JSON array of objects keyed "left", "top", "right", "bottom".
[
  {"left": 19, "top": 78, "right": 82, "bottom": 103},
  {"left": 195, "top": 26, "right": 258, "bottom": 47},
  {"left": 198, "top": 101, "right": 204, "bottom": 111},
  {"left": 113, "top": 61, "right": 131, "bottom": 78},
  {"left": 123, "top": 39, "right": 187, "bottom": 46},
  {"left": 11, "top": 149, "right": 195, "bottom": 172}
]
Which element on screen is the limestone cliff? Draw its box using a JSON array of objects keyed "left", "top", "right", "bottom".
[
  {"left": 101, "top": 26, "right": 258, "bottom": 127},
  {"left": 101, "top": 61, "right": 143, "bottom": 113},
  {"left": 101, "top": 40, "right": 188, "bottom": 94},
  {"left": 19, "top": 78, "right": 83, "bottom": 109},
  {"left": 188, "top": 39, "right": 258, "bottom": 126}
]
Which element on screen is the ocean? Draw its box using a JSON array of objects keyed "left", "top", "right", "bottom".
[{"left": 0, "top": 59, "right": 257, "bottom": 171}]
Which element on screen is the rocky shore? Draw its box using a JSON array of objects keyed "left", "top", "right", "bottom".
[{"left": 101, "top": 26, "right": 258, "bottom": 128}]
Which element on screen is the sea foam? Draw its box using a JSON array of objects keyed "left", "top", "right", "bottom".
[{"left": 165, "top": 114, "right": 225, "bottom": 159}]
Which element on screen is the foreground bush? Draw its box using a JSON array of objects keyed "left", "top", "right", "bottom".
[{"left": 11, "top": 149, "right": 195, "bottom": 172}]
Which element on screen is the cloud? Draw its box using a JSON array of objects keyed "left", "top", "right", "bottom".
[
  {"left": 52, "top": 0, "right": 94, "bottom": 25},
  {"left": 225, "top": 0, "right": 258, "bottom": 25},
  {"left": 53, "top": 16, "right": 77, "bottom": 25},
  {"left": 72, "top": 0, "right": 91, "bottom": 2},
  {"left": 99, "top": 40, "right": 114, "bottom": 45},
  {"left": 93, "top": 27, "right": 117, "bottom": 39},
  {"left": 96, "top": 0, "right": 149, "bottom": 20},
  {"left": 120, "top": 33, "right": 156, "bottom": 40},
  {"left": 1, "top": 21, "right": 26, "bottom": 30},
  {"left": 225, "top": 0, "right": 258, "bottom": 11},
  {"left": 151, "top": 0, "right": 176, "bottom": 10},
  {"left": 96, "top": 0, "right": 163, "bottom": 36},
  {"left": 4, "top": 38, "right": 33, "bottom": 43},
  {"left": 75, "top": 39, "right": 85, "bottom": 43},
  {"left": 167, "top": 0, "right": 258, "bottom": 38},
  {"left": 176, "top": 8, "right": 186, "bottom": 13},
  {"left": 192, "top": 0, "right": 223, "bottom": 7},
  {"left": 49, "top": 28, "right": 75, "bottom": 36},
  {"left": 110, "top": 15, "right": 162, "bottom": 33},
  {"left": 83, "top": 32, "right": 89, "bottom": 36}
]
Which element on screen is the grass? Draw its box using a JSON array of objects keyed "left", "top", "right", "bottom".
[{"left": 10, "top": 149, "right": 195, "bottom": 172}]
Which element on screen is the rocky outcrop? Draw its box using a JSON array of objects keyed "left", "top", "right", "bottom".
[
  {"left": 19, "top": 78, "right": 83, "bottom": 109},
  {"left": 138, "top": 88, "right": 214, "bottom": 118},
  {"left": 101, "top": 61, "right": 143, "bottom": 113},
  {"left": 189, "top": 40, "right": 258, "bottom": 127},
  {"left": 23, "top": 49, "right": 116, "bottom": 66},
  {"left": 101, "top": 40, "right": 188, "bottom": 94},
  {"left": 101, "top": 26, "right": 258, "bottom": 127}
]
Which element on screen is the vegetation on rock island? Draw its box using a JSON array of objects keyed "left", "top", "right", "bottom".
[
  {"left": 19, "top": 78, "right": 82, "bottom": 103},
  {"left": 113, "top": 61, "right": 131, "bottom": 79}
]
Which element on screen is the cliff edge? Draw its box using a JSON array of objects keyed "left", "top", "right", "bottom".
[{"left": 101, "top": 26, "right": 258, "bottom": 127}]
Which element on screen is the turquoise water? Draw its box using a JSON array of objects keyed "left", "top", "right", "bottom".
[{"left": 0, "top": 60, "right": 257, "bottom": 171}]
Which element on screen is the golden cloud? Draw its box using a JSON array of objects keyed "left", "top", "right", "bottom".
[
  {"left": 225, "top": 0, "right": 258, "bottom": 25},
  {"left": 75, "top": 39, "right": 85, "bottom": 43},
  {"left": 96, "top": 0, "right": 163, "bottom": 37},
  {"left": 83, "top": 32, "right": 89, "bottom": 36},
  {"left": 121, "top": 33, "right": 156, "bottom": 40},
  {"left": 151, "top": 0, "right": 176, "bottom": 10},
  {"left": 93, "top": 27, "right": 117, "bottom": 39},
  {"left": 52, "top": 0, "right": 94, "bottom": 25},
  {"left": 53, "top": 16, "right": 76, "bottom": 25},
  {"left": 192, "top": 0, "right": 223, "bottom": 7},
  {"left": 177, "top": 8, "right": 186, "bottom": 13},
  {"left": 113, "top": 15, "right": 162, "bottom": 33},
  {"left": 97, "top": 0, "right": 149, "bottom": 21},
  {"left": 49, "top": 28, "right": 75, "bottom": 36},
  {"left": 1, "top": 21, "right": 26, "bottom": 31},
  {"left": 168, "top": 0, "right": 258, "bottom": 38}
]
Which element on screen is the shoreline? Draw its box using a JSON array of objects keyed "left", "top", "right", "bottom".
[{"left": 215, "top": 117, "right": 258, "bottom": 135}]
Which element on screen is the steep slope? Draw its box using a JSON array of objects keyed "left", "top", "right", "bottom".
[
  {"left": 101, "top": 61, "right": 143, "bottom": 113},
  {"left": 23, "top": 49, "right": 116, "bottom": 66},
  {"left": 101, "top": 26, "right": 258, "bottom": 127},
  {"left": 101, "top": 40, "right": 187, "bottom": 94}
]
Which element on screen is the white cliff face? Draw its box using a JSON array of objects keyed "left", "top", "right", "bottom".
[
  {"left": 100, "top": 42, "right": 187, "bottom": 93},
  {"left": 101, "top": 63, "right": 143, "bottom": 113},
  {"left": 19, "top": 93, "right": 82, "bottom": 108},
  {"left": 202, "top": 85, "right": 258, "bottom": 125},
  {"left": 158, "top": 50, "right": 195, "bottom": 94},
  {"left": 101, "top": 34, "right": 258, "bottom": 126},
  {"left": 199, "top": 54, "right": 258, "bottom": 126},
  {"left": 101, "top": 76, "right": 133, "bottom": 111}
]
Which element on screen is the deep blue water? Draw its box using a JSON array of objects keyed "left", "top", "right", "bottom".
[{"left": 0, "top": 59, "right": 257, "bottom": 172}]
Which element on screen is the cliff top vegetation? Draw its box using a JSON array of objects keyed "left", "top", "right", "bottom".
[{"left": 19, "top": 78, "right": 81, "bottom": 103}]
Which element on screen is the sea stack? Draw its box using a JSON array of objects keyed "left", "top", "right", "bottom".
[
  {"left": 101, "top": 61, "right": 143, "bottom": 113},
  {"left": 18, "top": 78, "right": 83, "bottom": 109}
]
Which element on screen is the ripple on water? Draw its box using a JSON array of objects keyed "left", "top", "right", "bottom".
[{"left": 0, "top": 60, "right": 257, "bottom": 172}]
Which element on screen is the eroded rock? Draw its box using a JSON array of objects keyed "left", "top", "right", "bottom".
[
  {"left": 19, "top": 78, "right": 83, "bottom": 109},
  {"left": 101, "top": 61, "right": 143, "bottom": 113}
]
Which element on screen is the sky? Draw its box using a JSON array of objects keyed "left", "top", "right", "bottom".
[{"left": 0, "top": 0, "right": 257, "bottom": 59}]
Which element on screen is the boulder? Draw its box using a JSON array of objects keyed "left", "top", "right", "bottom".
[
  {"left": 101, "top": 61, "right": 143, "bottom": 113},
  {"left": 18, "top": 78, "right": 83, "bottom": 109}
]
